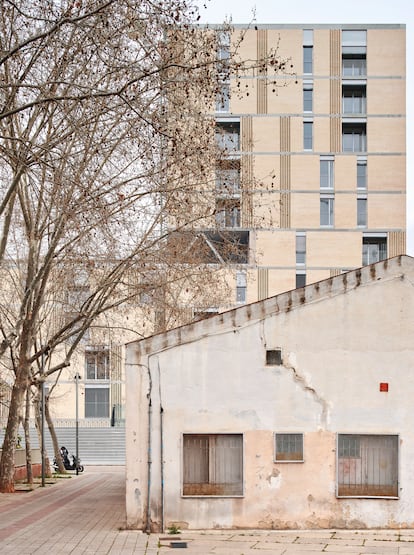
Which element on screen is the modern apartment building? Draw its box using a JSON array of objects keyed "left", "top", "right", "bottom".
[{"left": 213, "top": 24, "right": 406, "bottom": 305}]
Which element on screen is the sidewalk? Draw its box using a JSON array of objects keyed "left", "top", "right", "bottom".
[{"left": 1, "top": 466, "right": 414, "bottom": 554}]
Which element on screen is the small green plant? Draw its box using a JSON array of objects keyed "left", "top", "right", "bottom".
[{"left": 168, "top": 524, "right": 181, "bottom": 535}]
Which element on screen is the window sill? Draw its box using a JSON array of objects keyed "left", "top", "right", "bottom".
[{"left": 274, "top": 459, "right": 304, "bottom": 463}]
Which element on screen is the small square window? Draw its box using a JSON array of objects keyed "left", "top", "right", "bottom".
[
  {"left": 275, "top": 433, "right": 304, "bottom": 462},
  {"left": 266, "top": 349, "right": 282, "bottom": 366}
]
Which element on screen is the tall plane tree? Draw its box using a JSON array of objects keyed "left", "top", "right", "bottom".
[{"left": 0, "top": 0, "right": 290, "bottom": 491}]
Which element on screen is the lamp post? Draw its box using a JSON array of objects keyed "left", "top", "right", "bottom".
[
  {"left": 40, "top": 350, "right": 45, "bottom": 487},
  {"left": 74, "top": 373, "right": 81, "bottom": 475}
]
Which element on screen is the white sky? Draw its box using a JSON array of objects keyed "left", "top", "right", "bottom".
[{"left": 197, "top": 0, "right": 413, "bottom": 255}]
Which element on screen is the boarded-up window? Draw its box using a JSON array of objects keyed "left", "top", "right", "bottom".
[
  {"left": 337, "top": 434, "right": 398, "bottom": 497},
  {"left": 183, "top": 434, "right": 243, "bottom": 496},
  {"left": 275, "top": 433, "right": 304, "bottom": 462}
]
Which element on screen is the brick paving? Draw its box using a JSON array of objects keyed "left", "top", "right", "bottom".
[{"left": 1, "top": 466, "right": 414, "bottom": 554}]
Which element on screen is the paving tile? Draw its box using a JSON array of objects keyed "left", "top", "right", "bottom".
[{"left": 283, "top": 544, "right": 328, "bottom": 552}]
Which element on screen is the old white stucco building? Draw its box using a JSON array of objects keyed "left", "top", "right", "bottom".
[{"left": 125, "top": 255, "right": 414, "bottom": 530}]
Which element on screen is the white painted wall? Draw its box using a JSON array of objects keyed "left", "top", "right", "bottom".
[{"left": 126, "top": 256, "right": 414, "bottom": 530}]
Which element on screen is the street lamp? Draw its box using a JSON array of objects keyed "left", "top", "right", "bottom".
[
  {"left": 40, "top": 347, "right": 49, "bottom": 487},
  {"left": 41, "top": 350, "right": 45, "bottom": 487},
  {"left": 74, "top": 373, "right": 81, "bottom": 475}
]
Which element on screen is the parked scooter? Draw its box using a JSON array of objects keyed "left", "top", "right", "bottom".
[{"left": 53, "top": 445, "right": 84, "bottom": 473}]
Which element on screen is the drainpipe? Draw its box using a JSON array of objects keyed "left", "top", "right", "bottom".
[
  {"left": 160, "top": 406, "right": 164, "bottom": 533},
  {"left": 146, "top": 398, "right": 152, "bottom": 534}
]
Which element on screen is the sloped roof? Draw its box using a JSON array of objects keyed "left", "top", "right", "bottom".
[{"left": 128, "top": 255, "right": 414, "bottom": 357}]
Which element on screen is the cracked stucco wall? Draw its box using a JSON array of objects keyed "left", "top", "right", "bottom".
[{"left": 126, "top": 264, "right": 414, "bottom": 530}]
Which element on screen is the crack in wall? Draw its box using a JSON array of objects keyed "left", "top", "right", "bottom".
[{"left": 283, "top": 355, "right": 330, "bottom": 428}]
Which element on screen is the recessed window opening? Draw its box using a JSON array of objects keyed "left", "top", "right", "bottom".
[
  {"left": 275, "top": 433, "right": 304, "bottom": 462},
  {"left": 266, "top": 349, "right": 282, "bottom": 366},
  {"left": 337, "top": 434, "right": 398, "bottom": 498},
  {"left": 183, "top": 434, "right": 243, "bottom": 496}
]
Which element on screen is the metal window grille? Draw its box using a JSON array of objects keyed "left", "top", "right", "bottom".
[
  {"left": 275, "top": 433, "right": 304, "bottom": 462},
  {"left": 337, "top": 434, "right": 398, "bottom": 497},
  {"left": 183, "top": 434, "right": 243, "bottom": 496}
]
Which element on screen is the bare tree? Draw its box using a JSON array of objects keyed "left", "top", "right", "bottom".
[{"left": 0, "top": 0, "right": 291, "bottom": 491}]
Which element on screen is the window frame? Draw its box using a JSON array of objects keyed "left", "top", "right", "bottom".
[
  {"left": 296, "top": 272, "right": 306, "bottom": 288},
  {"left": 303, "top": 85, "right": 313, "bottom": 112},
  {"left": 362, "top": 235, "right": 387, "bottom": 265},
  {"left": 303, "top": 45, "right": 313, "bottom": 74},
  {"left": 342, "top": 123, "right": 367, "bottom": 153},
  {"left": 216, "top": 81, "right": 230, "bottom": 113},
  {"left": 85, "top": 346, "right": 110, "bottom": 380},
  {"left": 182, "top": 433, "right": 244, "bottom": 497},
  {"left": 215, "top": 198, "right": 241, "bottom": 228},
  {"left": 342, "top": 84, "right": 366, "bottom": 115},
  {"left": 84, "top": 386, "right": 110, "bottom": 418},
  {"left": 357, "top": 196, "right": 367, "bottom": 227},
  {"left": 275, "top": 433, "right": 304, "bottom": 463},
  {"left": 357, "top": 159, "right": 367, "bottom": 189},
  {"left": 296, "top": 233, "right": 306, "bottom": 265},
  {"left": 337, "top": 434, "right": 399, "bottom": 499},
  {"left": 236, "top": 271, "right": 247, "bottom": 304},
  {"left": 303, "top": 120, "right": 313, "bottom": 150},
  {"left": 320, "top": 158, "right": 334, "bottom": 189},
  {"left": 215, "top": 121, "right": 240, "bottom": 153},
  {"left": 320, "top": 196, "right": 334, "bottom": 227}
]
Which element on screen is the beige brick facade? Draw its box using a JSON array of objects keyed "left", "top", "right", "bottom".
[{"left": 218, "top": 24, "right": 406, "bottom": 302}]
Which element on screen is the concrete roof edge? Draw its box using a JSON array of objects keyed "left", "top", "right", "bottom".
[
  {"left": 128, "top": 255, "right": 413, "bottom": 357},
  {"left": 198, "top": 24, "right": 406, "bottom": 30}
]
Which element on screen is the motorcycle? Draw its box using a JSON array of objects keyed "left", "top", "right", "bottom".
[{"left": 53, "top": 445, "right": 84, "bottom": 473}]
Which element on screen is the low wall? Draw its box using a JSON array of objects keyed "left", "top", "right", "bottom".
[{"left": 0, "top": 448, "right": 45, "bottom": 481}]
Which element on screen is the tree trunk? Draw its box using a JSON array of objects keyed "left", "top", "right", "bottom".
[
  {"left": 45, "top": 396, "right": 65, "bottom": 474},
  {"left": 23, "top": 388, "right": 33, "bottom": 485},
  {"left": 0, "top": 380, "right": 26, "bottom": 492}
]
